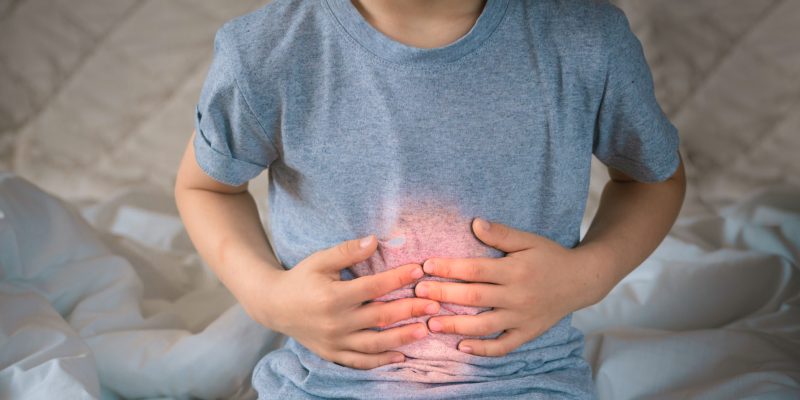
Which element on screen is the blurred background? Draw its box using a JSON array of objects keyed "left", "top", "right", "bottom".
[
  {"left": 0, "top": 0, "right": 273, "bottom": 209},
  {"left": 1, "top": 1, "right": 798, "bottom": 399}
]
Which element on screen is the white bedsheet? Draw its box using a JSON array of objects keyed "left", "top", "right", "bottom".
[
  {"left": 1, "top": 171, "right": 798, "bottom": 399},
  {"left": 0, "top": 172, "right": 283, "bottom": 399},
  {"left": 576, "top": 186, "right": 800, "bottom": 399}
]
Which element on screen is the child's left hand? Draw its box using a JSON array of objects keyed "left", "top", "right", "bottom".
[{"left": 414, "top": 217, "right": 609, "bottom": 357}]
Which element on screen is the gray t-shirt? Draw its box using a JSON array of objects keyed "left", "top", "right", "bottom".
[{"left": 193, "top": 0, "right": 680, "bottom": 398}]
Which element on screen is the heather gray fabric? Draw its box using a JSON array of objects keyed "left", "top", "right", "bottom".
[{"left": 192, "top": 0, "right": 680, "bottom": 398}]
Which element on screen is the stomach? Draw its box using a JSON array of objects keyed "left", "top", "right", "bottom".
[{"left": 347, "top": 197, "right": 505, "bottom": 364}]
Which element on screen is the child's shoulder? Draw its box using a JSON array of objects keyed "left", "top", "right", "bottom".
[
  {"left": 536, "top": 0, "right": 626, "bottom": 24},
  {"left": 212, "top": 0, "right": 323, "bottom": 77},
  {"left": 218, "top": 0, "right": 313, "bottom": 41},
  {"left": 521, "top": 0, "right": 634, "bottom": 59}
]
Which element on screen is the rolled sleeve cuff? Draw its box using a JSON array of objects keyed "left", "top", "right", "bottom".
[
  {"left": 193, "top": 112, "right": 265, "bottom": 187},
  {"left": 607, "top": 148, "right": 680, "bottom": 183},
  {"left": 602, "top": 122, "right": 682, "bottom": 183}
]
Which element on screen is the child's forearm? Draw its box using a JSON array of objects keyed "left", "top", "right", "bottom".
[
  {"left": 575, "top": 154, "right": 687, "bottom": 305},
  {"left": 174, "top": 185, "right": 284, "bottom": 318}
]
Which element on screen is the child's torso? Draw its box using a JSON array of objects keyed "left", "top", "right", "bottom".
[{"left": 233, "top": 1, "right": 604, "bottom": 395}]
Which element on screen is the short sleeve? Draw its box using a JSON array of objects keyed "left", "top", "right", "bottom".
[
  {"left": 592, "top": 6, "right": 680, "bottom": 183},
  {"left": 193, "top": 26, "right": 280, "bottom": 186}
]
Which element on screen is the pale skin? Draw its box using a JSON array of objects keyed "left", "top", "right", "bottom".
[{"left": 175, "top": 0, "right": 687, "bottom": 368}]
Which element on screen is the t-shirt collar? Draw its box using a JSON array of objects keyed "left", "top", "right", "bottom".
[{"left": 324, "top": 0, "right": 510, "bottom": 65}]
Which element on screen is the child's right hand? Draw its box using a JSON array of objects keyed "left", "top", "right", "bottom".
[{"left": 253, "top": 235, "right": 439, "bottom": 370}]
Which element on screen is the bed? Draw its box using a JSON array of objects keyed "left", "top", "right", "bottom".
[{"left": 1, "top": 0, "right": 798, "bottom": 398}]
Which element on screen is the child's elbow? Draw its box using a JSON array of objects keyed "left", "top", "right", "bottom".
[{"left": 174, "top": 130, "right": 250, "bottom": 196}]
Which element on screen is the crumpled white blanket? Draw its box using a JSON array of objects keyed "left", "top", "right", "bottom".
[
  {"left": 0, "top": 172, "right": 283, "bottom": 399},
  {"left": 1, "top": 171, "right": 798, "bottom": 399},
  {"left": 574, "top": 184, "right": 800, "bottom": 399}
]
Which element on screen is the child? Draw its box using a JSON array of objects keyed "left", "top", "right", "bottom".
[{"left": 174, "top": 0, "right": 686, "bottom": 398}]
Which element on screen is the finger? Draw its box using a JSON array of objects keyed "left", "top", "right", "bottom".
[
  {"left": 471, "top": 218, "right": 545, "bottom": 254},
  {"left": 342, "top": 323, "right": 429, "bottom": 354},
  {"left": 350, "top": 298, "right": 440, "bottom": 330},
  {"left": 333, "top": 350, "right": 406, "bottom": 370},
  {"left": 422, "top": 257, "right": 508, "bottom": 284},
  {"left": 414, "top": 281, "right": 506, "bottom": 308},
  {"left": 427, "top": 310, "right": 509, "bottom": 336},
  {"left": 342, "top": 263, "right": 424, "bottom": 304},
  {"left": 458, "top": 328, "right": 528, "bottom": 357},
  {"left": 303, "top": 234, "right": 377, "bottom": 276}
]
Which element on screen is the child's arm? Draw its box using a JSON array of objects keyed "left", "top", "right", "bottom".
[
  {"left": 577, "top": 153, "right": 687, "bottom": 293},
  {"left": 414, "top": 154, "right": 686, "bottom": 356},
  {"left": 174, "top": 131, "right": 439, "bottom": 369}
]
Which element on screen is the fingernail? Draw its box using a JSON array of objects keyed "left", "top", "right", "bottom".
[
  {"left": 359, "top": 235, "right": 373, "bottom": 248},
  {"left": 476, "top": 218, "right": 490, "bottom": 231},
  {"left": 411, "top": 267, "right": 423, "bottom": 279},
  {"left": 392, "top": 354, "right": 404, "bottom": 363},
  {"left": 428, "top": 319, "right": 442, "bottom": 332},
  {"left": 423, "top": 259, "right": 435, "bottom": 274},
  {"left": 424, "top": 303, "right": 439, "bottom": 315},
  {"left": 460, "top": 345, "right": 473, "bottom": 354},
  {"left": 415, "top": 283, "right": 428, "bottom": 297},
  {"left": 414, "top": 327, "right": 428, "bottom": 339}
]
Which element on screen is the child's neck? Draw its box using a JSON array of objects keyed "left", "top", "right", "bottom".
[{"left": 351, "top": 0, "right": 487, "bottom": 49}]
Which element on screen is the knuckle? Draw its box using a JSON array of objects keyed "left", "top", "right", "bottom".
[
  {"left": 320, "top": 350, "right": 332, "bottom": 362},
  {"left": 443, "top": 318, "right": 457, "bottom": 333},
  {"left": 403, "top": 301, "right": 419, "bottom": 319},
  {"left": 509, "top": 265, "right": 525, "bottom": 282},
  {"left": 338, "top": 354, "right": 355, "bottom": 368},
  {"left": 340, "top": 354, "right": 357, "bottom": 369},
  {"left": 332, "top": 353, "right": 348, "bottom": 367},
  {"left": 434, "top": 284, "right": 446, "bottom": 301},
  {"left": 374, "top": 310, "right": 392, "bottom": 328},
  {"left": 509, "top": 291, "right": 529, "bottom": 308},
  {"left": 469, "top": 263, "right": 483, "bottom": 280},
  {"left": 477, "top": 320, "right": 495, "bottom": 336},
  {"left": 316, "top": 289, "right": 338, "bottom": 312},
  {"left": 362, "top": 338, "right": 382, "bottom": 354},
  {"left": 351, "top": 357, "right": 371, "bottom": 370},
  {"left": 364, "top": 279, "right": 384, "bottom": 300},
  {"left": 394, "top": 269, "right": 409, "bottom": 288},
  {"left": 519, "top": 260, "right": 536, "bottom": 277},
  {"left": 497, "top": 226, "right": 510, "bottom": 242},
  {"left": 399, "top": 327, "right": 419, "bottom": 345},
  {"left": 497, "top": 341, "right": 512, "bottom": 356},
  {"left": 523, "top": 290, "right": 538, "bottom": 305},
  {"left": 467, "top": 288, "right": 483, "bottom": 305},
  {"left": 405, "top": 300, "right": 421, "bottom": 317},
  {"left": 339, "top": 241, "right": 354, "bottom": 259},
  {"left": 321, "top": 348, "right": 339, "bottom": 363},
  {"left": 438, "top": 262, "right": 451, "bottom": 278},
  {"left": 411, "top": 300, "right": 429, "bottom": 317},
  {"left": 320, "top": 317, "right": 339, "bottom": 337},
  {"left": 376, "top": 272, "right": 402, "bottom": 296}
]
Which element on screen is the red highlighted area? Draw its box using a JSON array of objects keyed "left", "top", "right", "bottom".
[{"left": 348, "top": 198, "right": 504, "bottom": 364}]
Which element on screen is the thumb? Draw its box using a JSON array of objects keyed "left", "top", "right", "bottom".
[
  {"left": 305, "top": 234, "right": 377, "bottom": 276},
  {"left": 471, "top": 218, "right": 542, "bottom": 254}
]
